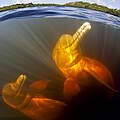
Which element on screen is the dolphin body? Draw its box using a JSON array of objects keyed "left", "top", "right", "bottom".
[{"left": 52, "top": 22, "right": 116, "bottom": 101}]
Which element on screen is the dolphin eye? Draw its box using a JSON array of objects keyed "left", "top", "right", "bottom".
[{"left": 7, "top": 84, "right": 12, "bottom": 89}]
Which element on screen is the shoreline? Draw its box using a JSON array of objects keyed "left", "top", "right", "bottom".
[{"left": 0, "top": 2, "right": 119, "bottom": 17}]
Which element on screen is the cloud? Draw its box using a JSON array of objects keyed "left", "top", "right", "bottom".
[
  {"left": 15, "top": 0, "right": 40, "bottom": 3},
  {"left": 112, "top": 0, "right": 116, "bottom": 2}
]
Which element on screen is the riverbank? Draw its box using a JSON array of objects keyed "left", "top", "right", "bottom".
[{"left": 0, "top": 2, "right": 120, "bottom": 17}]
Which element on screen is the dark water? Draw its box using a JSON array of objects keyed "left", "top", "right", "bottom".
[{"left": 0, "top": 6, "right": 120, "bottom": 119}]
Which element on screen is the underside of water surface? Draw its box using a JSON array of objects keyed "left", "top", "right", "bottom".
[{"left": 0, "top": 6, "right": 120, "bottom": 120}]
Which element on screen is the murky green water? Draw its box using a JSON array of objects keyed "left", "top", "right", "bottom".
[{"left": 0, "top": 6, "right": 120, "bottom": 119}]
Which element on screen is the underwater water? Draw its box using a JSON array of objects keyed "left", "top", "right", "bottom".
[{"left": 0, "top": 6, "right": 120, "bottom": 119}]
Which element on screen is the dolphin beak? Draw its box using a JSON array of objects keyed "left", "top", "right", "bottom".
[{"left": 16, "top": 74, "right": 27, "bottom": 96}]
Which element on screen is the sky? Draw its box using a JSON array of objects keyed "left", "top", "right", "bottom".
[{"left": 0, "top": 0, "right": 120, "bottom": 9}]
